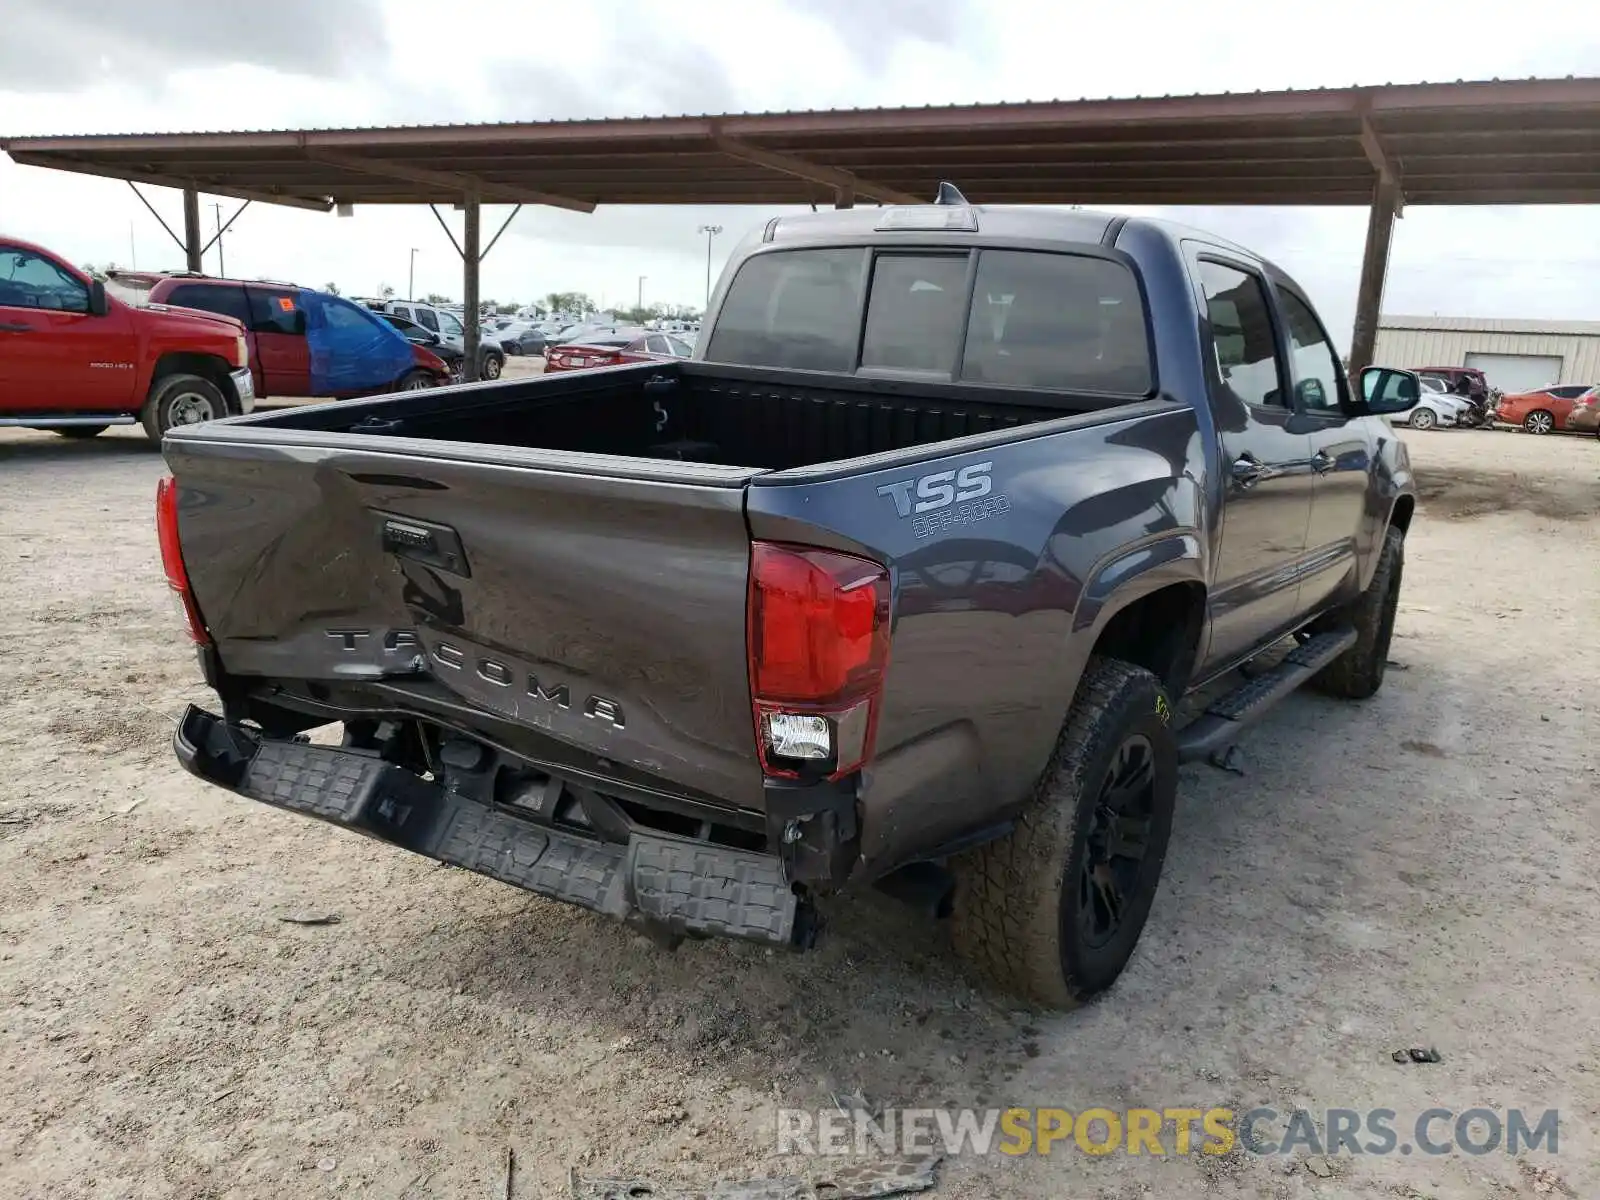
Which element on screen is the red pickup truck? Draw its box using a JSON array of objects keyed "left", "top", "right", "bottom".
[{"left": 0, "top": 235, "right": 255, "bottom": 442}]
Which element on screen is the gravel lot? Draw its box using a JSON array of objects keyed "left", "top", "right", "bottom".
[{"left": 0, "top": 421, "right": 1595, "bottom": 1199}]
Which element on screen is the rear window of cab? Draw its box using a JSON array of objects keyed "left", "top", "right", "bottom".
[{"left": 704, "top": 246, "right": 1151, "bottom": 396}]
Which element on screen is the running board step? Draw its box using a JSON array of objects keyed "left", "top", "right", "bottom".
[{"left": 1174, "top": 628, "right": 1357, "bottom": 764}]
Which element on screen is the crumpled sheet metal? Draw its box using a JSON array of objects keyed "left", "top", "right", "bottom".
[{"left": 571, "top": 1156, "right": 939, "bottom": 1199}]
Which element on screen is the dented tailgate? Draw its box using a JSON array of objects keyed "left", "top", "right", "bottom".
[{"left": 162, "top": 433, "right": 766, "bottom": 809}]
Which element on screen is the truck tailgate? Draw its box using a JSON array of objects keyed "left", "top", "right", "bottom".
[{"left": 163, "top": 434, "right": 766, "bottom": 810}]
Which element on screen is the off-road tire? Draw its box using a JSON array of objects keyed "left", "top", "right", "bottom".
[
  {"left": 1307, "top": 525, "right": 1404, "bottom": 700},
  {"left": 482, "top": 352, "right": 503, "bottom": 380},
  {"left": 54, "top": 426, "right": 107, "bottom": 439},
  {"left": 141, "top": 373, "right": 225, "bottom": 443},
  {"left": 950, "top": 658, "right": 1177, "bottom": 1008}
]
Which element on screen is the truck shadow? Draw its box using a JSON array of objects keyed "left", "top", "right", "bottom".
[
  {"left": 375, "top": 670, "right": 1439, "bottom": 1119},
  {"left": 0, "top": 430, "right": 156, "bottom": 464}
]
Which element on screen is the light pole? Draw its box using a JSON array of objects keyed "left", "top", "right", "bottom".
[
  {"left": 637, "top": 275, "right": 646, "bottom": 311},
  {"left": 408, "top": 248, "right": 419, "bottom": 301},
  {"left": 697, "top": 224, "right": 723, "bottom": 306}
]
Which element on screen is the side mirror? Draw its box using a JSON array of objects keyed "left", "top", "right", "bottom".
[
  {"left": 88, "top": 280, "right": 109, "bottom": 316},
  {"left": 1360, "top": 366, "right": 1421, "bottom": 415}
]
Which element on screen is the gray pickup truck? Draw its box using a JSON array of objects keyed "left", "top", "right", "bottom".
[{"left": 159, "top": 190, "right": 1421, "bottom": 1007}]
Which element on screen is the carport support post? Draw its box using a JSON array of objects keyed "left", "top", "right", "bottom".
[
  {"left": 182, "top": 186, "right": 203, "bottom": 274},
  {"left": 462, "top": 193, "right": 481, "bottom": 384},
  {"left": 1348, "top": 178, "right": 1399, "bottom": 376}
]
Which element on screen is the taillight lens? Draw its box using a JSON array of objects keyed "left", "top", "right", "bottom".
[
  {"left": 747, "top": 542, "right": 891, "bottom": 779},
  {"left": 155, "top": 476, "right": 210, "bottom": 645}
]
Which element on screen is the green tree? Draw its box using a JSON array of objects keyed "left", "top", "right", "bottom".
[
  {"left": 423, "top": 291, "right": 451, "bottom": 306},
  {"left": 379, "top": 283, "right": 396, "bottom": 300},
  {"left": 322, "top": 281, "right": 341, "bottom": 296}
]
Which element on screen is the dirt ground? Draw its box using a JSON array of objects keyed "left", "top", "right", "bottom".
[{"left": 0, "top": 421, "right": 1595, "bottom": 1200}]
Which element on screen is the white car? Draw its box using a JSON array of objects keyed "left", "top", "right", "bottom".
[{"left": 1404, "top": 377, "right": 1472, "bottom": 430}]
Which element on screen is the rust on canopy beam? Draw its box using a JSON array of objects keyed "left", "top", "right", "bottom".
[
  {"left": 301, "top": 146, "right": 595, "bottom": 213},
  {"left": 711, "top": 134, "right": 919, "bottom": 205}
]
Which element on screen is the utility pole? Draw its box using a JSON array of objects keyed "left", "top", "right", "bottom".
[
  {"left": 697, "top": 224, "right": 723, "bottom": 306},
  {"left": 213, "top": 202, "right": 226, "bottom": 275},
  {"left": 637, "top": 275, "right": 646, "bottom": 311},
  {"left": 409, "top": 247, "right": 419, "bottom": 301}
]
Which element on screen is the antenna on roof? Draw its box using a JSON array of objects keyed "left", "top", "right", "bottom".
[{"left": 934, "top": 182, "right": 969, "bottom": 206}]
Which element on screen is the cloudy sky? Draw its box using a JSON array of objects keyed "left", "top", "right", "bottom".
[{"left": 2, "top": 0, "right": 1596, "bottom": 339}]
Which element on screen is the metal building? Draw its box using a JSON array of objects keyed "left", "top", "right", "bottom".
[{"left": 1376, "top": 315, "right": 1600, "bottom": 393}]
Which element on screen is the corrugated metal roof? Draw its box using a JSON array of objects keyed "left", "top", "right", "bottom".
[
  {"left": 1381, "top": 315, "right": 1600, "bottom": 337},
  {"left": 4, "top": 76, "right": 1598, "bottom": 210}
]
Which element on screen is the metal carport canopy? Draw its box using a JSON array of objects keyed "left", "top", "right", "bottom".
[{"left": 5, "top": 75, "right": 1598, "bottom": 374}]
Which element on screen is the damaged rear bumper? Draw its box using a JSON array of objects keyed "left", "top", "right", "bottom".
[{"left": 174, "top": 705, "right": 811, "bottom": 948}]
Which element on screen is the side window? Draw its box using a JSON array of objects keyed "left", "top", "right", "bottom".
[
  {"left": 246, "top": 287, "right": 303, "bottom": 335},
  {"left": 645, "top": 335, "right": 670, "bottom": 355},
  {"left": 166, "top": 283, "right": 250, "bottom": 325},
  {"left": 665, "top": 336, "right": 692, "bottom": 357},
  {"left": 436, "top": 311, "right": 460, "bottom": 337},
  {"left": 0, "top": 248, "right": 89, "bottom": 312},
  {"left": 391, "top": 304, "right": 412, "bottom": 321},
  {"left": 1196, "top": 260, "right": 1283, "bottom": 409},
  {"left": 1278, "top": 288, "right": 1346, "bottom": 415},
  {"left": 861, "top": 254, "right": 968, "bottom": 374}
]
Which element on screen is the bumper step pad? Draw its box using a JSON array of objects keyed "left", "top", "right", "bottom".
[{"left": 175, "top": 706, "right": 799, "bottom": 947}]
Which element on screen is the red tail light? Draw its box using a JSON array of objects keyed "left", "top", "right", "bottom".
[
  {"left": 155, "top": 476, "right": 210, "bottom": 645},
  {"left": 747, "top": 542, "right": 891, "bottom": 779}
]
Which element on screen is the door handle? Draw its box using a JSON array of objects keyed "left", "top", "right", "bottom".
[
  {"left": 1231, "top": 455, "right": 1269, "bottom": 487},
  {"left": 0, "top": 320, "right": 31, "bottom": 332},
  {"left": 1309, "top": 450, "right": 1334, "bottom": 474}
]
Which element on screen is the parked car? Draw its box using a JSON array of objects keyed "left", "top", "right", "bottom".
[
  {"left": 1402, "top": 381, "right": 1470, "bottom": 431},
  {"left": 158, "top": 195, "right": 1421, "bottom": 1009},
  {"left": 493, "top": 321, "right": 551, "bottom": 357},
  {"left": 1494, "top": 383, "right": 1597, "bottom": 434},
  {"left": 378, "top": 300, "right": 504, "bottom": 380},
  {"left": 0, "top": 234, "right": 254, "bottom": 440},
  {"left": 150, "top": 278, "right": 450, "bottom": 399},
  {"left": 1563, "top": 387, "right": 1600, "bottom": 436},
  {"left": 544, "top": 330, "right": 693, "bottom": 372}
]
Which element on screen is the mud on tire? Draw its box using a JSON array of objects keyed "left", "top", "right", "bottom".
[
  {"left": 950, "top": 658, "right": 1178, "bottom": 1008},
  {"left": 1307, "top": 525, "right": 1404, "bottom": 700}
]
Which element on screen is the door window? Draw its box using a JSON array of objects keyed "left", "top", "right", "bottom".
[
  {"left": 645, "top": 335, "right": 670, "bottom": 355},
  {"left": 165, "top": 282, "right": 251, "bottom": 325},
  {"left": 246, "top": 287, "right": 303, "bottom": 335},
  {"left": 1278, "top": 289, "right": 1346, "bottom": 416},
  {"left": 437, "top": 311, "right": 461, "bottom": 338},
  {"left": 1196, "top": 261, "right": 1282, "bottom": 409},
  {"left": 0, "top": 248, "right": 89, "bottom": 312},
  {"left": 665, "top": 336, "right": 692, "bottom": 357}
]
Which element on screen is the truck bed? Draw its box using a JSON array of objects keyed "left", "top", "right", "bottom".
[{"left": 239, "top": 360, "right": 1073, "bottom": 471}]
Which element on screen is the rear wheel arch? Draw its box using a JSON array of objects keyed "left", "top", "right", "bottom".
[{"left": 1086, "top": 580, "right": 1208, "bottom": 698}]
